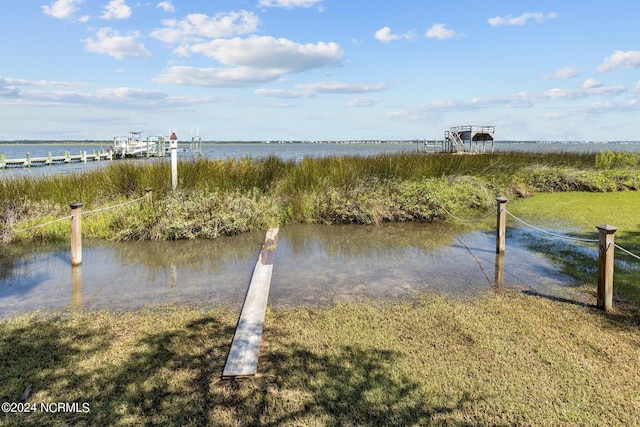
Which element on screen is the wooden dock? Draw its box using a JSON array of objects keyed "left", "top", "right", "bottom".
[
  {"left": 0, "top": 150, "right": 118, "bottom": 169},
  {"left": 1, "top": 137, "right": 203, "bottom": 170},
  {"left": 223, "top": 227, "right": 279, "bottom": 378}
]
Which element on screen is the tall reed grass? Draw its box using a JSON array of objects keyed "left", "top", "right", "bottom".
[{"left": 2, "top": 151, "right": 639, "bottom": 241}]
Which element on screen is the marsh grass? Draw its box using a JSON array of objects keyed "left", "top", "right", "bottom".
[
  {"left": 1, "top": 292, "right": 638, "bottom": 426},
  {"left": 2, "top": 151, "right": 640, "bottom": 242}
]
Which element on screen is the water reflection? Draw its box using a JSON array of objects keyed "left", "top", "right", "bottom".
[
  {"left": 0, "top": 223, "right": 581, "bottom": 317},
  {"left": 71, "top": 265, "right": 82, "bottom": 308},
  {"left": 269, "top": 224, "right": 579, "bottom": 306}
]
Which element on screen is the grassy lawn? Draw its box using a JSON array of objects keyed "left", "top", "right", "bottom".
[
  {"left": 508, "top": 192, "right": 640, "bottom": 303},
  {"left": 1, "top": 294, "right": 639, "bottom": 426},
  {"left": 508, "top": 191, "right": 640, "bottom": 232}
]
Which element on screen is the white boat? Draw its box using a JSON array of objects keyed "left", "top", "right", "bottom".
[{"left": 111, "top": 131, "right": 159, "bottom": 158}]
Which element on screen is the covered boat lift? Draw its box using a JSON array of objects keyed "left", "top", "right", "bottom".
[{"left": 444, "top": 125, "right": 495, "bottom": 153}]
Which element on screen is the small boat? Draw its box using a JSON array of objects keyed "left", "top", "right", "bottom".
[{"left": 111, "top": 131, "right": 158, "bottom": 158}]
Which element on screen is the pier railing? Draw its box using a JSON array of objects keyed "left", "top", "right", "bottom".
[
  {"left": 443, "top": 197, "right": 640, "bottom": 312},
  {"left": 0, "top": 137, "right": 203, "bottom": 169},
  {"left": 0, "top": 150, "right": 114, "bottom": 169}
]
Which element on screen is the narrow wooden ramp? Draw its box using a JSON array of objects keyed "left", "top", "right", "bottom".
[{"left": 222, "top": 227, "right": 279, "bottom": 378}]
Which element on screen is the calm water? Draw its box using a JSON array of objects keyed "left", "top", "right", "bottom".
[
  {"left": 0, "top": 223, "right": 584, "bottom": 318},
  {"left": 2, "top": 140, "right": 640, "bottom": 177}
]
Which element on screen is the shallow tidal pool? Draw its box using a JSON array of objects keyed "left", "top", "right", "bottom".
[{"left": 0, "top": 222, "right": 585, "bottom": 317}]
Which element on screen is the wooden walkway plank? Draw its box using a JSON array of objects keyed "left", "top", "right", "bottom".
[{"left": 222, "top": 227, "right": 279, "bottom": 378}]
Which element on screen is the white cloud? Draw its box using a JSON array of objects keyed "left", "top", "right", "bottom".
[
  {"left": 180, "top": 36, "right": 343, "bottom": 73},
  {"left": 151, "top": 11, "right": 260, "bottom": 44},
  {"left": 488, "top": 12, "right": 558, "bottom": 26},
  {"left": 41, "top": 0, "right": 84, "bottom": 19},
  {"left": 153, "top": 66, "right": 282, "bottom": 87},
  {"left": 157, "top": 1, "right": 174, "bottom": 13},
  {"left": 375, "top": 27, "right": 400, "bottom": 43},
  {"left": 387, "top": 82, "right": 629, "bottom": 122},
  {"left": 101, "top": 0, "right": 131, "bottom": 20},
  {"left": 583, "top": 78, "right": 603, "bottom": 89},
  {"left": 547, "top": 66, "right": 579, "bottom": 79},
  {"left": 597, "top": 50, "right": 640, "bottom": 72},
  {"left": 255, "top": 81, "right": 387, "bottom": 99},
  {"left": 84, "top": 28, "right": 151, "bottom": 59},
  {"left": 425, "top": 23, "right": 457, "bottom": 40},
  {"left": 347, "top": 96, "right": 382, "bottom": 107},
  {"left": 374, "top": 27, "right": 414, "bottom": 43},
  {"left": 0, "top": 77, "right": 89, "bottom": 89},
  {"left": 295, "top": 81, "right": 388, "bottom": 94},
  {"left": 0, "top": 77, "right": 174, "bottom": 107},
  {"left": 255, "top": 89, "right": 312, "bottom": 99},
  {"left": 154, "top": 33, "right": 343, "bottom": 88},
  {"left": 258, "top": 0, "right": 323, "bottom": 8}
]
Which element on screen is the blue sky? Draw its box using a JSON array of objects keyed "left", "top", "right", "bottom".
[{"left": 1, "top": 0, "right": 639, "bottom": 141}]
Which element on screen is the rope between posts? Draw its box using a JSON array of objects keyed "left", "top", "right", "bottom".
[
  {"left": 83, "top": 195, "right": 146, "bottom": 216},
  {"left": 441, "top": 206, "right": 495, "bottom": 223},
  {"left": 613, "top": 243, "right": 640, "bottom": 261},
  {"left": 504, "top": 209, "right": 599, "bottom": 243},
  {"left": 2, "top": 195, "right": 147, "bottom": 239},
  {"left": 1, "top": 215, "right": 73, "bottom": 238}
]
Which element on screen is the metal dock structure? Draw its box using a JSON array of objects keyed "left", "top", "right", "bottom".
[
  {"left": 445, "top": 125, "right": 495, "bottom": 153},
  {"left": 419, "top": 125, "right": 495, "bottom": 154}
]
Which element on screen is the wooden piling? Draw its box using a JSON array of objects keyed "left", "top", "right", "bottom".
[
  {"left": 596, "top": 224, "right": 617, "bottom": 311},
  {"left": 496, "top": 197, "right": 508, "bottom": 254},
  {"left": 69, "top": 202, "right": 83, "bottom": 266},
  {"left": 494, "top": 253, "right": 505, "bottom": 288}
]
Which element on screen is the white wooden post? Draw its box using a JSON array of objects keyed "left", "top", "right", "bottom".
[
  {"left": 70, "top": 202, "right": 83, "bottom": 266},
  {"left": 170, "top": 132, "right": 178, "bottom": 190}
]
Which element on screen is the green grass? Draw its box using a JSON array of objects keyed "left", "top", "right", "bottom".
[
  {"left": 508, "top": 192, "right": 640, "bottom": 302},
  {"left": 1, "top": 293, "right": 638, "bottom": 426}
]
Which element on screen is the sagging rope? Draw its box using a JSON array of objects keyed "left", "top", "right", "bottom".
[
  {"left": 1, "top": 215, "right": 73, "bottom": 238},
  {"left": 83, "top": 195, "right": 146, "bottom": 216},
  {"left": 441, "top": 206, "right": 494, "bottom": 223},
  {"left": 2, "top": 195, "right": 147, "bottom": 239},
  {"left": 504, "top": 209, "right": 599, "bottom": 244},
  {"left": 505, "top": 210, "right": 640, "bottom": 261},
  {"left": 613, "top": 243, "right": 640, "bottom": 261}
]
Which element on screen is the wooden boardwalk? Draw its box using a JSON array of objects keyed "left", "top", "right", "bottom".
[
  {"left": 0, "top": 150, "right": 114, "bottom": 168},
  {"left": 0, "top": 149, "right": 176, "bottom": 169},
  {"left": 222, "top": 227, "right": 279, "bottom": 378}
]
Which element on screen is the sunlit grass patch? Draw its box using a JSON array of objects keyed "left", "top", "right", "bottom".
[{"left": 3, "top": 293, "right": 638, "bottom": 426}]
